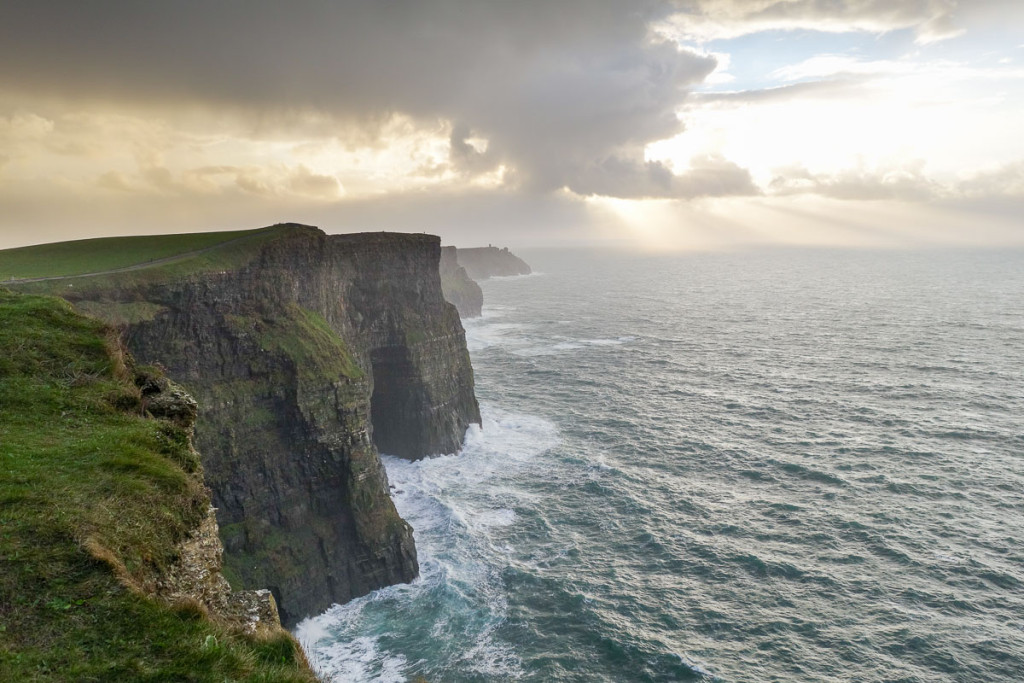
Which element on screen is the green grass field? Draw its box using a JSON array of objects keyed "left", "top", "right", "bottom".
[
  {"left": 0, "top": 226, "right": 286, "bottom": 281},
  {"left": 0, "top": 289, "right": 316, "bottom": 681}
]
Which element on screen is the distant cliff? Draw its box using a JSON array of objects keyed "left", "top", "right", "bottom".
[
  {"left": 439, "top": 246, "right": 483, "bottom": 318},
  {"left": 455, "top": 246, "right": 531, "bottom": 280},
  {"left": 10, "top": 225, "right": 480, "bottom": 626},
  {"left": 438, "top": 245, "right": 532, "bottom": 318}
]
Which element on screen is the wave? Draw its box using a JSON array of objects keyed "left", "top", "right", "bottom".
[
  {"left": 297, "top": 404, "right": 558, "bottom": 682},
  {"left": 486, "top": 271, "right": 544, "bottom": 280}
]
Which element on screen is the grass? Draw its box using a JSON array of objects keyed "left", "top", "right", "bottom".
[
  {"left": 226, "top": 304, "right": 364, "bottom": 383},
  {"left": 0, "top": 289, "right": 317, "bottom": 682},
  {"left": 9, "top": 224, "right": 325, "bottom": 306},
  {"left": 0, "top": 229, "right": 254, "bottom": 280},
  {"left": 0, "top": 224, "right": 311, "bottom": 282}
]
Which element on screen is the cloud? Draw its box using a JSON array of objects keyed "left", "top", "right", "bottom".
[
  {"left": 0, "top": 111, "right": 53, "bottom": 140},
  {"left": 0, "top": 111, "right": 56, "bottom": 168},
  {"left": 768, "top": 161, "right": 941, "bottom": 200},
  {"left": 0, "top": 1, "right": 720, "bottom": 200},
  {"left": 767, "top": 158, "right": 1024, "bottom": 202},
  {"left": 97, "top": 170, "right": 136, "bottom": 193},
  {"left": 448, "top": 122, "right": 494, "bottom": 176},
  {"left": 957, "top": 161, "right": 1024, "bottom": 198},
  {"left": 96, "top": 161, "right": 343, "bottom": 201},
  {"left": 0, "top": 172, "right": 605, "bottom": 250},
  {"left": 767, "top": 53, "right": 1024, "bottom": 85},
  {"left": 690, "top": 77, "right": 867, "bottom": 105},
  {"left": 657, "top": 0, "right": 965, "bottom": 44},
  {"left": 1, "top": 0, "right": 1020, "bottom": 250},
  {"left": 545, "top": 152, "right": 757, "bottom": 199},
  {"left": 287, "top": 166, "right": 343, "bottom": 199}
]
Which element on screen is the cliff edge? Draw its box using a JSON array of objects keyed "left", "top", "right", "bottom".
[
  {"left": 8, "top": 224, "right": 481, "bottom": 626},
  {"left": 0, "top": 290, "right": 314, "bottom": 680}
]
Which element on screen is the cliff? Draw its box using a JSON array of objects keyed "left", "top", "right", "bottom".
[
  {"left": 439, "top": 246, "right": 483, "bottom": 318},
  {"left": 8, "top": 225, "right": 481, "bottom": 626},
  {"left": 0, "top": 290, "right": 314, "bottom": 680},
  {"left": 455, "top": 246, "right": 532, "bottom": 280}
]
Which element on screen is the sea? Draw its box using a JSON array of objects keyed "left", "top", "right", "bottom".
[{"left": 296, "top": 248, "right": 1024, "bottom": 682}]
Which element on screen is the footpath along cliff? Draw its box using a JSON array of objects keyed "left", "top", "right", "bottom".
[{"left": 9, "top": 224, "right": 480, "bottom": 626}]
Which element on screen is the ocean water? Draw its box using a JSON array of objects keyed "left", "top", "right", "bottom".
[{"left": 297, "top": 248, "right": 1024, "bottom": 682}]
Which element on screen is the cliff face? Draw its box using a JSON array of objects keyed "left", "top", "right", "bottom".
[
  {"left": 456, "top": 246, "right": 531, "bottom": 280},
  {"left": 47, "top": 226, "right": 480, "bottom": 625},
  {"left": 439, "top": 246, "right": 483, "bottom": 318}
]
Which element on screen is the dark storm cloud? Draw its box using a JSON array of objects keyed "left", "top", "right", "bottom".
[{"left": 0, "top": 1, "right": 755, "bottom": 199}]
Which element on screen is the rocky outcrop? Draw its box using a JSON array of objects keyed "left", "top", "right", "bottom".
[
  {"left": 456, "top": 246, "right": 531, "bottom": 280},
  {"left": 158, "top": 504, "right": 281, "bottom": 636},
  {"left": 46, "top": 225, "right": 480, "bottom": 626},
  {"left": 439, "top": 246, "right": 483, "bottom": 318}
]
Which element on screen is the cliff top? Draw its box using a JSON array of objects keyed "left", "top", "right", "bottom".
[
  {"left": 1, "top": 224, "right": 442, "bottom": 296},
  {"left": 0, "top": 289, "right": 315, "bottom": 681},
  {"left": 0, "top": 224, "right": 299, "bottom": 281}
]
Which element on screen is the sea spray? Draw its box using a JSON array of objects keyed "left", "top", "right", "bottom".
[{"left": 297, "top": 407, "right": 558, "bottom": 682}]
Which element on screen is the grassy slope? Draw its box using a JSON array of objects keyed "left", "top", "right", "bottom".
[
  {"left": 0, "top": 290, "right": 315, "bottom": 682},
  {"left": 0, "top": 225, "right": 298, "bottom": 281}
]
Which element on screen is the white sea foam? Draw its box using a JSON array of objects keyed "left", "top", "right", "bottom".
[
  {"left": 487, "top": 271, "right": 543, "bottom": 280},
  {"left": 465, "top": 311, "right": 635, "bottom": 357},
  {"left": 297, "top": 404, "right": 557, "bottom": 681},
  {"left": 296, "top": 596, "right": 411, "bottom": 683},
  {"left": 510, "top": 340, "right": 583, "bottom": 356},
  {"left": 510, "top": 336, "right": 637, "bottom": 356},
  {"left": 478, "top": 305, "right": 515, "bottom": 319},
  {"left": 304, "top": 635, "right": 408, "bottom": 683},
  {"left": 474, "top": 507, "right": 517, "bottom": 528},
  {"left": 584, "top": 336, "right": 636, "bottom": 346},
  {"left": 462, "top": 320, "right": 529, "bottom": 352},
  {"left": 677, "top": 654, "right": 716, "bottom": 678},
  {"left": 460, "top": 622, "right": 526, "bottom": 679}
]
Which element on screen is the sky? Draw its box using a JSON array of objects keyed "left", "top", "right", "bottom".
[{"left": 1, "top": 0, "right": 1022, "bottom": 250}]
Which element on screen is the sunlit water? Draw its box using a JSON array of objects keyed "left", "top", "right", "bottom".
[{"left": 298, "top": 248, "right": 1024, "bottom": 682}]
